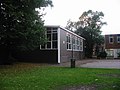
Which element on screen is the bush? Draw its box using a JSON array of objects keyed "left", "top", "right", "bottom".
[
  {"left": 97, "top": 51, "right": 107, "bottom": 59},
  {"left": 117, "top": 52, "right": 120, "bottom": 57}
]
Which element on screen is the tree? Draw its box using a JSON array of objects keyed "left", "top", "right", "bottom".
[
  {"left": 66, "top": 19, "right": 75, "bottom": 31},
  {"left": 0, "top": 0, "right": 53, "bottom": 64},
  {"left": 66, "top": 10, "right": 106, "bottom": 58}
]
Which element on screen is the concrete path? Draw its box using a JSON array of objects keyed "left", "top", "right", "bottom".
[
  {"left": 53, "top": 59, "right": 120, "bottom": 69},
  {"left": 80, "top": 60, "right": 120, "bottom": 69}
]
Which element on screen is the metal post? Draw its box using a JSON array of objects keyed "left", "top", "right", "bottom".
[{"left": 71, "top": 36, "right": 75, "bottom": 68}]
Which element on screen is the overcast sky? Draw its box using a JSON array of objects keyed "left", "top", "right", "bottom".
[{"left": 43, "top": 0, "right": 120, "bottom": 35}]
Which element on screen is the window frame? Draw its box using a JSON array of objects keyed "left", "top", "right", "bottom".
[
  {"left": 109, "top": 35, "right": 114, "bottom": 44},
  {"left": 80, "top": 38, "right": 83, "bottom": 51},
  {"left": 117, "top": 35, "right": 120, "bottom": 43},
  {"left": 40, "top": 27, "right": 58, "bottom": 49},
  {"left": 66, "top": 33, "right": 72, "bottom": 50},
  {"left": 66, "top": 33, "right": 82, "bottom": 51}
]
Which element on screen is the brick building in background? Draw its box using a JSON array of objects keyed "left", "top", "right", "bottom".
[{"left": 105, "top": 34, "right": 120, "bottom": 58}]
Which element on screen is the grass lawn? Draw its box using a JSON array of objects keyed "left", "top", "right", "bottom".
[{"left": 0, "top": 63, "right": 120, "bottom": 90}]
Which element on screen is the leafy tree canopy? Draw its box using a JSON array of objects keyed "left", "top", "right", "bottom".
[
  {"left": 1, "top": 0, "right": 53, "bottom": 51},
  {"left": 66, "top": 10, "right": 107, "bottom": 58}
]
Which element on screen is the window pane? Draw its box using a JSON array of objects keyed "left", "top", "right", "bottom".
[
  {"left": 52, "top": 41, "right": 57, "bottom": 48},
  {"left": 80, "top": 47, "right": 82, "bottom": 50},
  {"left": 67, "top": 43, "right": 69, "bottom": 49},
  {"left": 117, "top": 36, "right": 120, "bottom": 43},
  {"left": 110, "top": 38, "right": 113, "bottom": 42},
  {"left": 69, "top": 44, "right": 72, "bottom": 49},
  {"left": 118, "top": 38, "right": 120, "bottom": 41},
  {"left": 73, "top": 45, "right": 75, "bottom": 49},
  {"left": 77, "top": 38, "right": 78, "bottom": 45},
  {"left": 47, "top": 30, "right": 51, "bottom": 33},
  {"left": 47, "top": 42, "right": 51, "bottom": 48},
  {"left": 109, "top": 36, "right": 113, "bottom": 43},
  {"left": 47, "top": 34, "right": 51, "bottom": 41},
  {"left": 52, "top": 33, "right": 57, "bottom": 40},
  {"left": 77, "top": 46, "right": 80, "bottom": 50},
  {"left": 68, "top": 35, "right": 70, "bottom": 43},
  {"left": 66, "top": 34, "right": 72, "bottom": 50},
  {"left": 80, "top": 39, "right": 83, "bottom": 45},
  {"left": 52, "top": 30, "right": 57, "bottom": 33},
  {"left": 67, "top": 35, "right": 68, "bottom": 42},
  {"left": 73, "top": 37, "right": 75, "bottom": 44},
  {"left": 41, "top": 44, "right": 45, "bottom": 49},
  {"left": 80, "top": 39, "right": 83, "bottom": 51},
  {"left": 46, "top": 27, "right": 51, "bottom": 30},
  {"left": 52, "top": 28, "right": 57, "bottom": 31}
]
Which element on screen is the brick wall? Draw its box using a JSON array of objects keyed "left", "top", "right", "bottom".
[{"left": 105, "top": 34, "right": 120, "bottom": 49}]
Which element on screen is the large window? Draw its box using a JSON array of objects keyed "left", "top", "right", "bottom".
[
  {"left": 67, "top": 34, "right": 72, "bottom": 50},
  {"left": 80, "top": 39, "right": 83, "bottom": 51},
  {"left": 67, "top": 34, "right": 83, "bottom": 51},
  {"left": 77, "top": 38, "right": 80, "bottom": 50},
  {"left": 52, "top": 30, "right": 57, "bottom": 48},
  {"left": 46, "top": 29, "right": 52, "bottom": 49},
  {"left": 106, "top": 49, "right": 114, "bottom": 56},
  {"left": 73, "top": 36, "right": 79, "bottom": 50},
  {"left": 40, "top": 27, "right": 58, "bottom": 49},
  {"left": 109, "top": 35, "right": 114, "bottom": 43},
  {"left": 117, "top": 35, "right": 120, "bottom": 43}
]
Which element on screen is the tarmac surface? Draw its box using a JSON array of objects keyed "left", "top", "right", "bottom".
[
  {"left": 56, "top": 59, "right": 120, "bottom": 69},
  {"left": 80, "top": 59, "right": 120, "bottom": 69}
]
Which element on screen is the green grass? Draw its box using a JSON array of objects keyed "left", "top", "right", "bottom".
[{"left": 0, "top": 63, "right": 120, "bottom": 90}]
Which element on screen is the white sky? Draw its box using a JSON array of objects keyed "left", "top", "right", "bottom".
[{"left": 43, "top": 0, "right": 120, "bottom": 35}]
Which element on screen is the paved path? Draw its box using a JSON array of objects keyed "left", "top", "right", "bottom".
[
  {"left": 55, "top": 59, "right": 120, "bottom": 69},
  {"left": 80, "top": 60, "right": 120, "bottom": 69}
]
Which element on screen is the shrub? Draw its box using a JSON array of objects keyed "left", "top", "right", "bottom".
[
  {"left": 117, "top": 52, "right": 120, "bottom": 57},
  {"left": 97, "top": 51, "right": 107, "bottom": 59}
]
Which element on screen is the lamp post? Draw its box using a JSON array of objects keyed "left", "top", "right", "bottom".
[{"left": 71, "top": 36, "right": 75, "bottom": 68}]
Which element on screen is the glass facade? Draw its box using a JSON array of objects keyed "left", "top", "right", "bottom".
[
  {"left": 40, "top": 27, "right": 58, "bottom": 49},
  {"left": 66, "top": 33, "right": 83, "bottom": 51},
  {"left": 66, "top": 34, "right": 72, "bottom": 50},
  {"left": 40, "top": 27, "right": 83, "bottom": 52}
]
